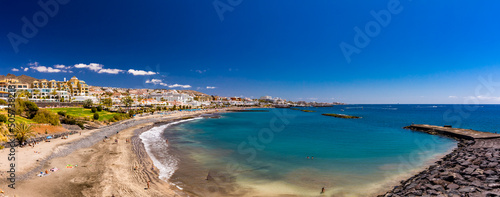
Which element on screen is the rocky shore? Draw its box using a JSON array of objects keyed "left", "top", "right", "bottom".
[{"left": 381, "top": 139, "right": 500, "bottom": 197}]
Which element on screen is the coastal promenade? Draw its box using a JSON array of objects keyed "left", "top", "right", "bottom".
[
  {"left": 405, "top": 124, "right": 500, "bottom": 140},
  {"left": 382, "top": 125, "right": 500, "bottom": 196}
]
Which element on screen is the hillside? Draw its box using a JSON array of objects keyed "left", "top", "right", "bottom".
[
  {"left": 0, "top": 73, "right": 39, "bottom": 84},
  {"left": 177, "top": 90, "right": 210, "bottom": 96}
]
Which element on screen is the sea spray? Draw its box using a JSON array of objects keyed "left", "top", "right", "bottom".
[{"left": 140, "top": 117, "right": 203, "bottom": 181}]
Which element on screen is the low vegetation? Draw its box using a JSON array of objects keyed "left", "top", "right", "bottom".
[
  {"left": 32, "top": 109, "right": 61, "bottom": 126},
  {"left": 322, "top": 113, "right": 361, "bottom": 119},
  {"left": 48, "top": 107, "right": 121, "bottom": 121}
]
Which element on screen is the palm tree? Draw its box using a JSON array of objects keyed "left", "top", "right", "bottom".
[
  {"left": 51, "top": 89, "right": 58, "bottom": 99},
  {"left": 13, "top": 123, "right": 36, "bottom": 145},
  {"left": 32, "top": 89, "right": 41, "bottom": 99},
  {"left": 16, "top": 90, "right": 30, "bottom": 99}
]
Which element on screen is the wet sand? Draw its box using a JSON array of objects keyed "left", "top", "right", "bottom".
[{"left": 0, "top": 108, "right": 237, "bottom": 197}]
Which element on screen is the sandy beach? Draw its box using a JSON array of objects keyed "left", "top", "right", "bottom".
[{"left": 0, "top": 108, "right": 235, "bottom": 197}]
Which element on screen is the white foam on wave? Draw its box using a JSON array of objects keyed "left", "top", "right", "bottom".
[{"left": 140, "top": 117, "right": 202, "bottom": 181}]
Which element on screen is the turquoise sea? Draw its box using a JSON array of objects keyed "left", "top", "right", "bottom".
[{"left": 142, "top": 105, "right": 500, "bottom": 196}]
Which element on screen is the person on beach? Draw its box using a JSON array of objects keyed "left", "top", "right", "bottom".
[
  {"left": 307, "top": 156, "right": 309, "bottom": 159},
  {"left": 311, "top": 156, "right": 314, "bottom": 160},
  {"left": 321, "top": 187, "right": 325, "bottom": 194},
  {"left": 166, "top": 139, "right": 168, "bottom": 143},
  {"left": 147, "top": 181, "right": 150, "bottom": 189}
]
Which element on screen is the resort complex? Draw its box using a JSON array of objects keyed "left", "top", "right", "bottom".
[{"left": 0, "top": 74, "right": 338, "bottom": 108}]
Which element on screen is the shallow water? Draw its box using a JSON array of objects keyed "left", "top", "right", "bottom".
[{"left": 144, "top": 105, "right": 500, "bottom": 196}]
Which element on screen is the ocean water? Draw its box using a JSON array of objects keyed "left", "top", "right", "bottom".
[{"left": 143, "top": 105, "right": 500, "bottom": 196}]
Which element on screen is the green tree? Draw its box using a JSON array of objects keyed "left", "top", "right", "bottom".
[
  {"left": 13, "top": 122, "right": 36, "bottom": 145},
  {"left": 128, "top": 109, "right": 136, "bottom": 117},
  {"left": 91, "top": 107, "right": 97, "bottom": 113},
  {"left": 31, "top": 89, "right": 40, "bottom": 99},
  {"left": 102, "top": 98, "right": 113, "bottom": 107},
  {"left": 121, "top": 96, "right": 133, "bottom": 107},
  {"left": 83, "top": 99, "right": 93, "bottom": 108},
  {"left": 32, "top": 109, "right": 60, "bottom": 126},
  {"left": 93, "top": 113, "right": 99, "bottom": 120},
  {"left": 50, "top": 90, "right": 58, "bottom": 97},
  {"left": 14, "top": 98, "right": 26, "bottom": 116},
  {"left": 60, "top": 97, "right": 65, "bottom": 102},
  {"left": 97, "top": 105, "right": 103, "bottom": 111},
  {"left": 24, "top": 100, "right": 39, "bottom": 118},
  {"left": 57, "top": 111, "right": 67, "bottom": 117},
  {"left": 0, "top": 114, "right": 7, "bottom": 123},
  {"left": 173, "top": 105, "right": 177, "bottom": 110},
  {"left": 0, "top": 99, "right": 7, "bottom": 105}
]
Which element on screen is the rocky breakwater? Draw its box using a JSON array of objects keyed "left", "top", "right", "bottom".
[{"left": 381, "top": 139, "right": 500, "bottom": 197}]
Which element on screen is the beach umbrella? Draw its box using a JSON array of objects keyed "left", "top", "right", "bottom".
[{"left": 46, "top": 136, "right": 53, "bottom": 139}]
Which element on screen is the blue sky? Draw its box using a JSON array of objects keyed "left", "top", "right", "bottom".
[{"left": 1, "top": 0, "right": 500, "bottom": 104}]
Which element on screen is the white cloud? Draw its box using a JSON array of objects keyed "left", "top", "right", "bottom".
[
  {"left": 195, "top": 70, "right": 206, "bottom": 74},
  {"left": 28, "top": 62, "right": 64, "bottom": 73},
  {"left": 145, "top": 79, "right": 190, "bottom": 88},
  {"left": 74, "top": 63, "right": 126, "bottom": 74},
  {"left": 206, "top": 86, "right": 216, "bottom": 89},
  {"left": 128, "top": 69, "right": 157, "bottom": 76},
  {"left": 11, "top": 68, "right": 19, "bottom": 71},
  {"left": 168, "top": 84, "right": 191, "bottom": 88},
  {"left": 30, "top": 65, "right": 62, "bottom": 73},
  {"left": 53, "top": 64, "right": 73, "bottom": 70},
  {"left": 145, "top": 79, "right": 163, "bottom": 85},
  {"left": 23, "top": 67, "right": 29, "bottom": 71},
  {"left": 448, "top": 96, "right": 458, "bottom": 99},
  {"left": 98, "top": 68, "right": 124, "bottom": 74},
  {"left": 74, "top": 63, "right": 103, "bottom": 72}
]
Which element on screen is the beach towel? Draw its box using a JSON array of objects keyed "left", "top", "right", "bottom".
[{"left": 37, "top": 172, "right": 48, "bottom": 177}]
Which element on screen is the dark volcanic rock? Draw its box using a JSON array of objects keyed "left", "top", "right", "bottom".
[
  {"left": 446, "top": 183, "right": 460, "bottom": 190},
  {"left": 381, "top": 140, "right": 500, "bottom": 197}
]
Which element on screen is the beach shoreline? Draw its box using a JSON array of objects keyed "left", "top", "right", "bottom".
[
  {"left": 3, "top": 108, "right": 490, "bottom": 197},
  {"left": 0, "top": 108, "right": 242, "bottom": 197}
]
